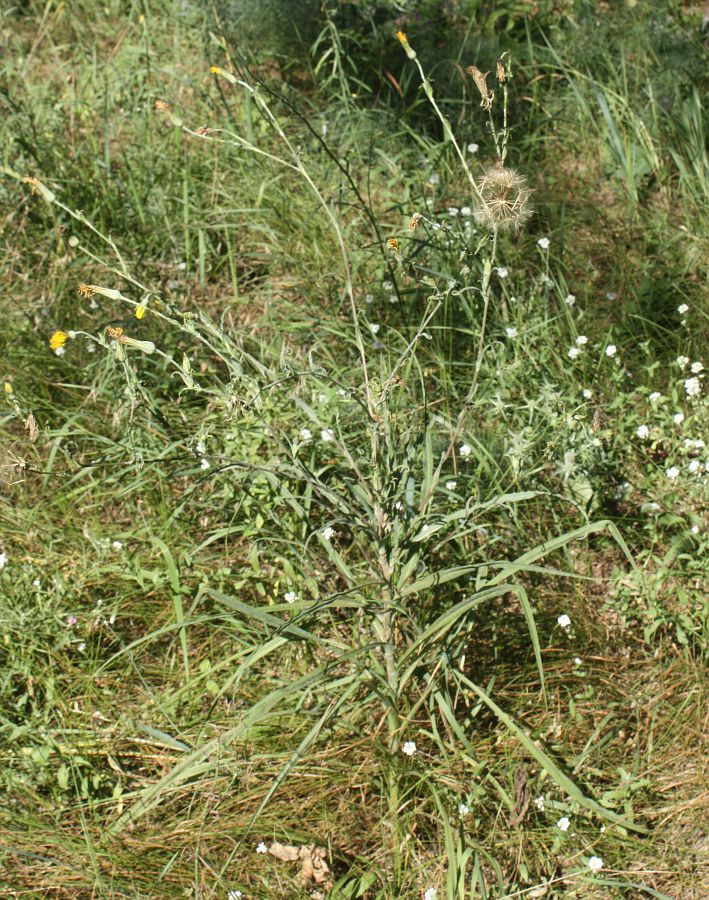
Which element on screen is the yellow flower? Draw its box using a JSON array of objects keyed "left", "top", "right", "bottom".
[
  {"left": 3, "top": 382, "right": 13, "bottom": 396},
  {"left": 387, "top": 237, "right": 399, "bottom": 251},
  {"left": 49, "top": 331, "right": 68, "bottom": 350},
  {"left": 209, "top": 66, "right": 220, "bottom": 74},
  {"left": 78, "top": 283, "right": 96, "bottom": 297},
  {"left": 135, "top": 305, "right": 146, "bottom": 320},
  {"left": 395, "top": 30, "right": 416, "bottom": 60}
]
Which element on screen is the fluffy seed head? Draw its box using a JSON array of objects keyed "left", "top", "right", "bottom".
[{"left": 474, "top": 165, "right": 533, "bottom": 232}]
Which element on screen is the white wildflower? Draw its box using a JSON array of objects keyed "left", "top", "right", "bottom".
[
  {"left": 534, "top": 796, "right": 545, "bottom": 811},
  {"left": 321, "top": 429, "right": 334, "bottom": 442},
  {"left": 684, "top": 377, "right": 701, "bottom": 398},
  {"left": 688, "top": 460, "right": 701, "bottom": 474},
  {"left": 200, "top": 457, "right": 210, "bottom": 470},
  {"left": 568, "top": 347, "right": 581, "bottom": 359},
  {"left": 299, "top": 428, "right": 312, "bottom": 441},
  {"left": 458, "top": 803, "right": 469, "bottom": 816},
  {"left": 556, "top": 816, "right": 571, "bottom": 832},
  {"left": 447, "top": 207, "right": 459, "bottom": 217},
  {"left": 676, "top": 356, "right": 689, "bottom": 369},
  {"left": 382, "top": 280, "right": 394, "bottom": 291},
  {"left": 582, "top": 389, "right": 593, "bottom": 399},
  {"left": 649, "top": 392, "right": 662, "bottom": 402},
  {"left": 673, "top": 412, "right": 685, "bottom": 425},
  {"left": 690, "top": 525, "right": 699, "bottom": 534},
  {"left": 54, "top": 346, "right": 66, "bottom": 356},
  {"left": 460, "top": 206, "right": 471, "bottom": 216},
  {"left": 195, "top": 440, "right": 206, "bottom": 455},
  {"left": 284, "top": 591, "right": 298, "bottom": 604},
  {"left": 605, "top": 344, "right": 617, "bottom": 357},
  {"left": 677, "top": 303, "right": 689, "bottom": 315},
  {"left": 636, "top": 424, "right": 649, "bottom": 439},
  {"left": 576, "top": 335, "right": 588, "bottom": 345},
  {"left": 496, "top": 266, "right": 508, "bottom": 278},
  {"left": 537, "top": 236, "right": 550, "bottom": 249},
  {"left": 256, "top": 842, "right": 268, "bottom": 854},
  {"left": 427, "top": 173, "right": 440, "bottom": 186},
  {"left": 459, "top": 443, "right": 472, "bottom": 458},
  {"left": 587, "top": 856, "right": 604, "bottom": 872},
  {"left": 506, "top": 327, "right": 518, "bottom": 338},
  {"left": 445, "top": 480, "right": 457, "bottom": 490},
  {"left": 565, "top": 294, "right": 576, "bottom": 306},
  {"left": 364, "top": 293, "right": 374, "bottom": 304},
  {"left": 228, "top": 892, "right": 243, "bottom": 899},
  {"left": 0, "top": 552, "right": 7, "bottom": 570},
  {"left": 557, "top": 614, "right": 571, "bottom": 629},
  {"left": 321, "top": 526, "right": 336, "bottom": 541},
  {"left": 666, "top": 466, "right": 680, "bottom": 480},
  {"left": 690, "top": 361, "right": 704, "bottom": 374},
  {"left": 467, "top": 142, "right": 479, "bottom": 154},
  {"left": 424, "top": 889, "right": 437, "bottom": 900},
  {"left": 369, "top": 323, "right": 380, "bottom": 334},
  {"left": 389, "top": 294, "right": 398, "bottom": 304},
  {"left": 402, "top": 741, "right": 417, "bottom": 757},
  {"left": 111, "top": 541, "right": 123, "bottom": 551}
]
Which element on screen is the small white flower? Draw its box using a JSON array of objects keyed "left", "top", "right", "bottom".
[
  {"left": 459, "top": 443, "right": 472, "bottom": 458},
  {"left": 389, "top": 294, "right": 398, "bottom": 304},
  {"left": 556, "top": 816, "right": 571, "bottom": 832},
  {"left": 445, "top": 480, "right": 457, "bottom": 491},
  {"left": 195, "top": 440, "right": 206, "bottom": 456},
  {"left": 424, "top": 889, "right": 437, "bottom": 900},
  {"left": 54, "top": 346, "right": 66, "bottom": 356},
  {"left": 605, "top": 344, "right": 617, "bottom": 357},
  {"left": 684, "top": 377, "right": 701, "bottom": 398},
  {"left": 402, "top": 740, "right": 417, "bottom": 756},
  {"left": 460, "top": 206, "right": 471, "bottom": 216},
  {"left": 299, "top": 428, "right": 312, "bottom": 441},
  {"left": 574, "top": 657, "right": 582, "bottom": 666},
  {"left": 587, "top": 856, "right": 604, "bottom": 872},
  {"left": 496, "top": 266, "right": 508, "bottom": 278},
  {"left": 676, "top": 356, "right": 689, "bottom": 369},
  {"left": 673, "top": 412, "right": 685, "bottom": 425},
  {"left": 321, "top": 526, "right": 336, "bottom": 541},
  {"left": 606, "top": 291, "right": 617, "bottom": 300},
  {"left": 537, "top": 236, "right": 550, "bottom": 250},
  {"left": 77, "top": 641, "right": 86, "bottom": 652},
  {"left": 111, "top": 541, "right": 123, "bottom": 551},
  {"left": 364, "top": 293, "right": 374, "bottom": 304},
  {"left": 467, "top": 142, "right": 479, "bottom": 154},
  {"left": 200, "top": 457, "right": 210, "bottom": 470},
  {"left": 382, "top": 280, "right": 394, "bottom": 291},
  {"left": 568, "top": 347, "right": 581, "bottom": 359},
  {"left": 33, "top": 578, "right": 41, "bottom": 588},
  {"left": 506, "top": 327, "right": 518, "bottom": 338},
  {"left": 427, "top": 173, "right": 440, "bottom": 185},
  {"left": 447, "top": 207, "right": 459, "bottom": 216},
  {"left": 677, "top": 303, "right": 689, "bottom": 315},
  {"left": 458, "top": 803, "right": 469, "bottom": 816},
  {"left": 666, "top": 466, "right": 680, "bottom": 480},
  {"left": 0, "top": 552, "right": 7, "bottom": 570},
  {"left": 576, "top": 335, "right": 588, "bottom": 345},
  {"left": 565, "top": 294, "right": 576, "bottom": 306},
  {"left": 557, "top": 614, "right": 571, "bottom": 629},
  {"left": 369, "top": 323, "right": 380, "bottom": 334},
  {"left": 432, "top": 222, "right": 442, "bottom": 231},
  {"left": 688, "top": 459, "right": 701, "bottom": 474},
  {"left": 256, "top": 842, "right": 268, "bottom": 854},
  {"left": 690, "top": 361, "right": 704, "bottom": 374},
  {"left": 534, "top": 796, "right": 545, "bottom": 811},
  {"left": 582, "top": 388, "right": 593, "bottom": 399},
  {"left": 228, "top": 892, "right": 243, "bottom": 899},
  {"left": 284, "top": 591, "right": 298, "bottom": 604},
  {"left": 691, "top": 525, "right": 699, "bottom": 534},
  {"left": 395, "top": 500, "right": 404, "bottom": 512},
  {"left": 321, "top": 429, "right": 334, "bottom": 442},
  {"left": 540, "top": 274, "right": 553, "bottom": 286},
  {"left": 318, "top": 393, "right": 327, "bottom": 403},
  {"left": 649, "top": 391, "right": 662, "bottom": 402},
  {"left": 636, "top": 424, "right": 649, "bottom": 439}
]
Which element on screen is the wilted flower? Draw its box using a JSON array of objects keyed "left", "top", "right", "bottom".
[
  {"left": 474, "top": 165, "right": 533, "bottom": 232},
  {"left": 402, "top": 741, "right": 417, "bottom": 756}
]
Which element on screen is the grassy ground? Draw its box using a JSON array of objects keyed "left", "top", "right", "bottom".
[{"left": 1, "top": 1, "right": 707, "bottom": 898}]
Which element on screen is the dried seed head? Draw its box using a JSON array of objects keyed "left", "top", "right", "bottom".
[
  {"left": 466, "top": 66, "right": 493, "bottom": 109},
  {"left": 496, "top": 59, "right": 506, "bottom": 84},
  {"left": 474, "top": 165, "right": 533, "bottom": 232}
]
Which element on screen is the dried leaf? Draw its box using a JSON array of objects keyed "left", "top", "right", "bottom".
[{"left": 24, "top": 411, "right": 38, "bottom": 442}]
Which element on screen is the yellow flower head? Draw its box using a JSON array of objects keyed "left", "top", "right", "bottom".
[
  {"left": 78, "top": 283, "right": 96, "bottom": 297},
  {"left": 135, "top": 305, "right": 146, "bottom": 320},
  {"left": 387, "top": 237, "right": 399, "bottom": 251},
  {"left": 395, "top": 30, "right": 416, "bottom": 60},
  {"left": 4, "top": 382, "right": 13, "bottom": 396},
  {"left": 49, "top": 331, "right": 68, "bottom": 350},
  {"left": 209, "top": 66, "right": 220, "bottom": 74}
]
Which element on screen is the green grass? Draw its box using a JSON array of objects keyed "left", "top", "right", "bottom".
[{"left": 1, "top": 1, "right": 708, "bottom": 898}]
